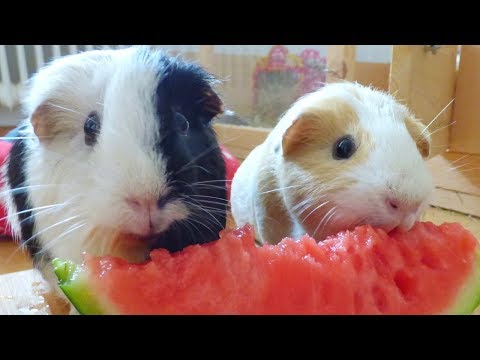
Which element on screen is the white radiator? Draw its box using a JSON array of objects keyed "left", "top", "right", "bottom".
[{"left": 0, "top": 45, "right": 135, "bottom": 110}]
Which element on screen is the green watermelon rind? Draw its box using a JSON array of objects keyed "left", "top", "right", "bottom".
[
  {"left": 441, "top": 250, "right": 480, "bottom": 315},
  {"left": 52, "top": 258, "right": 107, "bottom": 315}
]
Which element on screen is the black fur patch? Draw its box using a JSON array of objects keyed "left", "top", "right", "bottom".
[
  {"left": 6, "top": 136, "right": 46, "bottom": 264},
  {"left": 149, "top": 52, "right": 227, "bottom": 253}
]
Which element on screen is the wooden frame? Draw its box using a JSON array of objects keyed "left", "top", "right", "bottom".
[{"left": 213, "top": 45, "right": 479, "bottom": 218}]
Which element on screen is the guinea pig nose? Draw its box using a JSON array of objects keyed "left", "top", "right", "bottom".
[
  {"left": 386, "top": 197, "right": 400, "bottom": 210},
  {"left": 126, "top": 198, "right": 144, "bottom": 212}
]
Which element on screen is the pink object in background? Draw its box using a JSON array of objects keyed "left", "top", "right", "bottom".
[
  {"left": 299, "top": 49, "right": 327, "bottom": 94},
  {"left": 0, "top": 140, "right": 13, "bottom": 238}
]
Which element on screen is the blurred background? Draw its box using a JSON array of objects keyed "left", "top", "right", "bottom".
[{"left": 0, "top": 45, "right": 392, "bottom": 128}]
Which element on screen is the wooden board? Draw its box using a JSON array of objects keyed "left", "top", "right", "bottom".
[
  {"left": 213, "top": 123, "right": 269, "bottom": 160},
  {"left": 430, "top": 188, "right": 480, "bottom": 218},
  {"left": 326, "top": 45, "right": 356, "bottom": 83},
  {"left": 0, "top": 268, "right": 69, "bottom": 315},
  {"left": 427, "top": 152, "right": 480, "bottom": 197},
  {"left": 0, "top": 238, "right": 32, "bottom": 275},
  {"left": 450, "top": 45, "right": 480, "bottom": 155},
  {"left": 354, "top": 62, "right": 390, "bottom": 92},
  {"left": 426, "top": 151, "right": 480, "bottom": 217},
  {"left": 389, "top": 45, "right": 458, "bottom": 156}
]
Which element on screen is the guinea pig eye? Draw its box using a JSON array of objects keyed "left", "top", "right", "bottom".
[
  {"left": 175, "top": 112, "right": 189, "bottom": 136},
  {"left": 84, "top": 112, "right": 101, "bottom": 146},
  {"left": 333, "top": 135, "right": 356, "bottom": 160}
]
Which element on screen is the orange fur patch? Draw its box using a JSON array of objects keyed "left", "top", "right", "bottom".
[
  {"left": 251, "top": 98, "right": 373, "bottom": 243},
  {"left": 279, "top": 98, "right": 372, "bottom": 241},
  {"left": 31, "top": 103, "right": 54, "bottom": 140},
  {"left": 405, "top": 116, "right": 431, "bottom": 158},
  {"left": 30, "top": 100, "right": 84, "bottom": 144}
]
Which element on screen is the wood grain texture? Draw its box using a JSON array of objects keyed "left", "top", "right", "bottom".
[
  {"left": 327, "top": 45, "right": 356, "bottom": 83},
  {"left": 0, "top": 238, "right": 32, "bottom": 275},
  {"left": 450, "top": 45, "right": 480, "bottom": 155},
  {"left": 0, "top": 268, "right": 69, "bottom": 315},
  {"left": 427, "top": 152, "right": 480, "bottom": 197},
  {"left": 213, "top": 123, "right": 269, "bottom": 160},
  {"left": 430, "top": 188, "right": 480, "bottom": 218},
  {"left": 354, "top": 62, "right": 390, "bottom": 92},
  {"left": 389, "top": 45, "right": 458, "bottom": 156}
]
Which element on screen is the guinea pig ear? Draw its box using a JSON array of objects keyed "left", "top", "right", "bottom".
[
  {"left": 31, "top": 102, "right": 54, "bottom": 141},
  {"left": 282, "top": 115, "right": 317, "bottom": 156},
  {"left": 405, "top": 116, "right": 431, "bottom": 159},
  {"left": 203, "top": 88, "right": 224, "bottom": 118}
]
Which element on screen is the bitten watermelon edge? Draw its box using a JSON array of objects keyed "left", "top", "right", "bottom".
[{"left": 52, "top": 222, "right": 480, "bottom": 315}]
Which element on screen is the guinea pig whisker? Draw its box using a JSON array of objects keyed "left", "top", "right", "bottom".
[
  {"left": 175, "top": 164, "right": 213, "bottom": 176},
  {"left": 183, "top": 200, "right": 225, "bottom": 229},
  {"left": 189, "top": 202, "right": 229, "bottom": 212},
  {"left": 301, "top": 200, "right": 331, "bottom": 225},
  {"left": 22, "top": 215, "right": 83, "bottom": 249},
  {"left": 0, "top": 184, "right": 65, "bottom": 197},
  {"left": 172, "top": 143, "right": 222, "bottom": 176},
  {"left": 0, "top": 203, "right": 63, "bottom": 223},
  {"left": 345, "top": 215, "right": 368, "bottom": 231},
  {"left": 183, "top": 216, "right": 217, "bottom": 239},
  {"left": 185, "top": 202, "right": 228, "bottom": 216},
  {"left": 291, "top": 194, "right": 328, "bottom": 216},
  {"left": 448, "top": 162, "right": 471, "bottom": 171},
  {"left": 36, "top": 221, "right": 87, "bottom": 257},
  {"left": 1, "top": 192, "right": 80, "bottom": 225},
  {"left": 3, "top": 218, "right": 86, "bottom": 265},
  {"left": 172, "top": 180, "right": 231, "bottom": 193},
  {"left": 19, "top": 204, "right": 75, "bottom": 226},
  {"left": 0, "top": 136, "right": 39, "bottom": 140},
  {"left": 176, "top": 222, "right": 196, "bottom": 244},
  {"left": 190, "top": 184, "right": 227, "bottom": 191},
  {"left": 312, "top": 206, "right": 338, "bottom": 240},
  {"left": 259, "top": 185, "right": 303, "bottom": 195},
  {"left": 181, "top": 194, "right": 229, "bottom": 210},
  {"left": 47, "top": 103, "right": 85, "bottom": 116},
  {"left": 190, "top": 179, "right": 233, "bottom": 184},
  {"left": 186, "top": 194, "right": 230, "bottom": 203},
  {"left": 291, "top": 199, "right": 314, "bottom": 218},
  {"left": 420, "top": 98, "right": 455, "bottom": 137},
  {"left": 456, "top": 167, "right": 480, "bottom": 173},
  {"left": 449, "top": 154, "right": 470, "bottom": 165},
  {"left": 425, "top": 121, "right": 456, "bottom": 139}
]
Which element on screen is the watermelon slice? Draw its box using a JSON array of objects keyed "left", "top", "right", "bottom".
[{"left": 53, "top": 222, "right": 480, "bottom": 315}]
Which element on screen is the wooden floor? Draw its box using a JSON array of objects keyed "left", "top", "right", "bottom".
[{"left": 1, "top": 205, "right": 479, "bottom": 276}]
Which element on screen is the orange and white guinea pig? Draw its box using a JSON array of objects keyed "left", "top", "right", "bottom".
[{"left": 230, "top": 82, "right": 434, "bottom": 245}]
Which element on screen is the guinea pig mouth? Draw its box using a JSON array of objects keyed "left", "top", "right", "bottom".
[{"left": 109, "top": 225, "right": 189, "bottom": 260}]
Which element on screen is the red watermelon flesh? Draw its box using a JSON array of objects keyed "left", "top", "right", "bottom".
[
  {"left": 53, "top": 222, "right": 480, "bottom": 315},
  {"left": 220, "top": 145, "right": 240, "bottom": 201}
]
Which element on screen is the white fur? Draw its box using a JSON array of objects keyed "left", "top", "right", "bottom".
[
  {"left": 5, "top": 46, "right": 190, "bottom": 267},
  {"left": 232, "top": 82, "right": 434, "bottom": 243},
  {"left": 324, "top": 83, "right": 433, "bottom": 233}
]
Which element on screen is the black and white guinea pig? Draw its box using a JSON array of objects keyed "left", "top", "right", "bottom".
[
  {"left": 2, "top": 46, "right": 227, "bottom": 304},
  {"left": 231, "top": 82, "right": 434, "bottom": 245}
]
